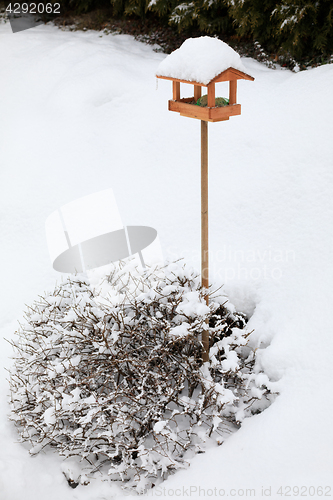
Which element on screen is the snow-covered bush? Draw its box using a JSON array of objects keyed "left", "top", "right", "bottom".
[{"left": 8, "top": 261, "right": 274, "bottom": 492}]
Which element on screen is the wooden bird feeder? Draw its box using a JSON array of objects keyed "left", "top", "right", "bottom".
[
  {"left": 156, "top": 37, "right": 254, "bottom": 362},
  {"left": 156, "top": 68, "right": 254, "bottom": 122}
]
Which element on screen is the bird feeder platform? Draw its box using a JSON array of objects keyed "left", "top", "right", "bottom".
[{"left": 157, "top": 68, "right": 254, "bottom": 123}]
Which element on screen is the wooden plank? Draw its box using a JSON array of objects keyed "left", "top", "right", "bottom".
[
  {"left": 172, "top": 81, "right": 180, "bottom": 101},
  {"left": 180, "top": 114, "right": 229, "bottom": 122},
  {"left": 201, "top": 120, "right": 209, "bottom": 363},
  {"left": 207, "top": 83, "right": 215, "bottom": 108},
  {"left": 209, "top": 103, "right": 241, "bottom": 121},
  {"left": 169, "top": 100, "right": 210, "bottom": 120},
  {"left": 157, "top": 75, "right": 207, "bottom": 87},
  {"left": 169, "top": 100, "right": 241, "bottom": 122},
  {"left": 229, "top": 79, "right": 237, "bottom": 105},
  {"left": 210, "top": 68, "right": 234, "bottom": 83},
  {"left": 194, "top": 85, "right": 201, "bottom": 102},
  {"left": 157, "top": 68, "right": 254, "bottom": 86},
  {"left": 210, "top": 68, "right": 255, "bottom": 84},
  {"left": 181, "top": 97, "right": 196, "bottom": 103}
]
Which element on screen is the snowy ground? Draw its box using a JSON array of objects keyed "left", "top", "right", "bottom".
[{"left": 1, "top": 21, "right": 333, "bottom": 500}]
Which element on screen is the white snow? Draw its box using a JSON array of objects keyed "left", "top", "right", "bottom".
[
  {"left": 0, "top": 20, "right": 333, "bottom": 500},
  {"left": 169, "top": 322, "right": 191, "bottom": 336},
  {"left": 156, "top": 36, "right": 250, "bottom": 84},
  {"left": 176, "top": 290, "right": 210, "bottom": 316},
  {"left": 43, "top": 407, "right": 56, "bottom": 426},
  {"left": 153, "top": 420, "right": 167, "bottom": 433}
]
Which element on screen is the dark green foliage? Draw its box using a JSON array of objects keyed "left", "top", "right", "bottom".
[
  {"left": 12, "top": 0, "right": 330, "bottom": 67},
  {"left": 149, "top": 0, "right": 233, "bottom": 35},
  {"left": 227, "top": 0, "right": 281, "bottom": 55},
  {"left": 273, "top": 0, "right": 333, "bottom": 61},
  {"left": 110, "top": 0, "right": 150, "bottom": 18},
  {"left": 228, "top": 0, "right": 333, "bottom": 63},
  {"left": 56, "top": 0, "right": 110, "bottom": 15},
  {"left": 130, "top": 0, "right": 333, "bottom": 64},
  {"left": 147, "top": 0, "right": 176, "bottom": 19}
]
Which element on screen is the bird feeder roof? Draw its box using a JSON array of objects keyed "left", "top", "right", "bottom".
[{"left": 156, "top": 36, "right": 254, "bottom": 86}]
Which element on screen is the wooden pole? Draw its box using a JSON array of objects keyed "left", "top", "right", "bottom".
[{"left": 201, "top": 120, "right": 209, "bottom": 362}]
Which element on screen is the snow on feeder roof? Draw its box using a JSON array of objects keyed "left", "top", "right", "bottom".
[
  {"left": 156, "top": 36, "right": 254, "bottom": 123},
  {"left": 156, "top": 36, "right": 252, "bottom": 85}
]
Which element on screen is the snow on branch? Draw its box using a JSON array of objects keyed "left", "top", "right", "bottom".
[{"left": 8, "top": 260, "right": 275, "bottom": 492}]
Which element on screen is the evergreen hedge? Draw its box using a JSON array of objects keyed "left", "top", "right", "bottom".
[
  {"left": 149, "top": 0, "right": 233, "bottom": 35},
  {"left": 272, "top": 0, "right": 333, "bottom": 62},
  {"left": 45, "top": 0, "right": 333, "bottom": 64},
  {"left": 227, "top": 0, "right": 333, "bottom": 64}
]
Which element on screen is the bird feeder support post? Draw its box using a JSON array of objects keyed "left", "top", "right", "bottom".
[
  {"left": 156, "top": 61, "right": 254, "bottom": 363},
  {"left": 201, "top": 119, "right": 209, "bottom": 363}
]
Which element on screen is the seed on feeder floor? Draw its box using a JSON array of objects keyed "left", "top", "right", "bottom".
[{"left": 196, "top": 95, "right": 229, "bottom": 107}]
